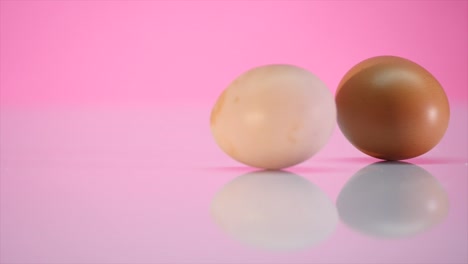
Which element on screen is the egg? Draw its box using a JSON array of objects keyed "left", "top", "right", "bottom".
[
  {"left": 210, "top": 64, "right": 336, "bottom": 169},
  {"left": 337, "top": 162, "right": 449, "bottom": 238},
  {"left": 336, "top": 56, "right": 450, "bottom": 160},
  {"left": 211, "top": 170, "right": 338, "bottom": 250}
]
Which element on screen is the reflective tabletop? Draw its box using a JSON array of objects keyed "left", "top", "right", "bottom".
[{"left": 1, "top": 105, "right": 467, "bottom": 263}]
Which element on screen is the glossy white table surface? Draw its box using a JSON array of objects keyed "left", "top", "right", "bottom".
[{"left": 1, "top": 105, "right": 466, "bottom": 264}]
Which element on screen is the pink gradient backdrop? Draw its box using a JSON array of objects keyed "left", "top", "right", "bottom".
[
  {"left": 1, "top": 0, "right": 467, "bottom": 107},
  {"left": 1, "top": 1, "right": 467, "bottom": 263}
]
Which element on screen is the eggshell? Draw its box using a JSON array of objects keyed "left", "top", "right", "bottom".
[
  {"left": 211, "top": 64, "right": 336, "bottom": 169},
  {"left": 336, "top": 56, "right": 450, "bottom": 160}
]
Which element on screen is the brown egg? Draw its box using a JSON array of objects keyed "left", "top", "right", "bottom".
[{"left": 336, "top": 56, "right": 450, "bottom": 160}]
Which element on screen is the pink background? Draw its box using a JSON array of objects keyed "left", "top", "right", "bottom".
[
  {"left": 1, "top": 0, "right": 467, "bottom": 107},
  {"left": 1, "top": 1, "right": 467, "bottom": 263}
]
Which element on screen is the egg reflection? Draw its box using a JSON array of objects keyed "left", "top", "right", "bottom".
[
  {"left": 337, "top": 162, "right": 449, "bottom": 238},
  {"left": 211, "top": 170, "right": 338, "bottom": 251}
]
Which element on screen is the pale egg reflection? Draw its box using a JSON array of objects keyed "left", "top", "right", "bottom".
[
  {"left": 337, "top": 162, "right": 449, "bottom": 238},
  {"left": 211, "top": 170, "right": 338, "bottom": 251}
]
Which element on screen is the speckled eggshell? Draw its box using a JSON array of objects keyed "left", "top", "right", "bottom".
[{"left": 210, "top": 64, "right": 336, "bottom": 169}]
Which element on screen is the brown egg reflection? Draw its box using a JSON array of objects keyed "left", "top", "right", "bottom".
[
  {"left": 337, "top": 162, "right": 449, "bottom": 238},
  {"left": 336, "top": 56, "right": 450, "bottom": 160}
]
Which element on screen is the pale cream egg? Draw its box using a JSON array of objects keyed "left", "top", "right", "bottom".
[{"left": 210, "top": 64, "right": 335, "bottom": 169}]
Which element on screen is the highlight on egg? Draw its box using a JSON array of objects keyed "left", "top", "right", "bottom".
[
  {"left": 335, "top": 56, "right": 450, "bottom": 160},
  {"left": 210, "top": 64, "right": 336, "bottom": 169}
]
